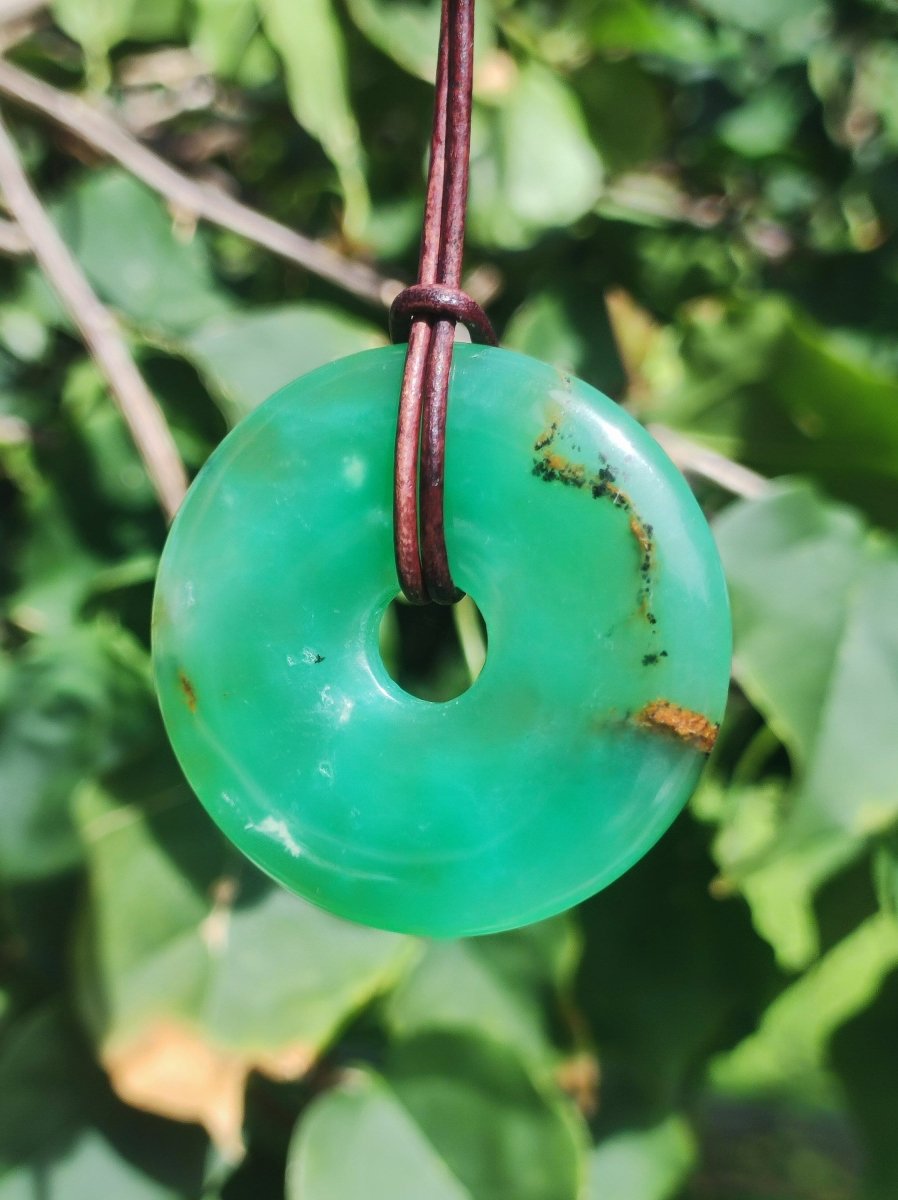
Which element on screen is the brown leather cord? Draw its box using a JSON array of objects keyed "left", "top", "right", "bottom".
[
  {"left": 389, "top": 284, "right": 496, "bottom": 347},
  {"left": 390, "top": 0, "right": 494, "bottom": 605}
]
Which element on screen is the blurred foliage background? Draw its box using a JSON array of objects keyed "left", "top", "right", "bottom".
[{"left": 1, "top": 0, "right": 898, "bottom": 1197}]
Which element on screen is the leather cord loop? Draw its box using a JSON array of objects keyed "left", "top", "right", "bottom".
[
  {"left": 392, "top": 0, "right": 481, "bottom": 605},
  {"left": 389, "top": 284, "right": 497, "bottom": 348}
]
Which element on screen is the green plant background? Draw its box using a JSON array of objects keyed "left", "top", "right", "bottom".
[{"left": 2, "top": 0, "right": 898, "bottom": 1196}]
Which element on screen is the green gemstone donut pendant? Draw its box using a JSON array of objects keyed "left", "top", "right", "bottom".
[{"left": 152, "top": 344, "right": 731, "bottom": 937}]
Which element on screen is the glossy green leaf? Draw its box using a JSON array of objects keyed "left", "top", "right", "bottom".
[
  {"left": 694, "top": 778, "right": 862, "bottom": 970},
  {"left": 0, "top": 623, "right": 155, "bottom": 881},
  {"left": 288, "top": 1073, "right": 471, "bottom": 1200},
  {"left": 712, "top": 912, "right": 898, "bottom": 1100},
  {"left": 831, "top": 969, "right": 898, "bottom": 1200},
  {"left": 589, "top": 0, "right": 722, "bottom": 63},
  {"left": 186, "top": 304, "right": 387, "bottom": 422},
  {"left": 126, "top": 0, "right": 187, "bottom": 41},
  {"left": 855, "top": 41, "right": 898, "bottom": 151},
  {"left": 1, "top": 439, "right": 102, "bottom": 635},
  {"left": 574, "top": 59, "right": 667, "bottom": 174},
  {"left": 715, "top": 485, "right": 898, "bottom": 840},
  {"left": 874, "top": 833, "right": 898, "bottom": 919},
  {"left": 52, "top": 171, "right": 232, "bottom": 337},
  {"left": 717, "top": 85, "right": 808, "bottom": 157},
  {"left": 74, "top": 763, "right": 411, "bottom": 1146},
  {"left": 263, "top": 0, "right": 370, "bottom": 236},
  {"left": 469, "top": 62, "right": 603, "bottom": 249},
  {"left": 503, "top": 287, "right": 624, "bottom": 395},
  {"left": 344, "top": 0, "right": 496, "bottom": 84},
  {"left": 691, "top": 0, "right": 826, "bottom": 37},
  {"left": 0, "top": 305, "right": 50, "bottom": 364},
  {"left": 642, "top": 298, "right": 898, "bottom": 526},
  {"left": 588, "top": 1114, "right": 696, "bottom": 1200},
  {"left": 192, "top": 0, "right": 260, "bottom": 77},
  {"left": 61, "top": 360, "right": 159, "bottom": 522},
  {"left": 384, "top": 917, "right": 579, "bottom": 1065},
  {"left": 289, "top": 1034, "right": 587, "bottom": 1200},
  {"left": 51, "top": 0, "right": 136, "bottom": 61},
  {"left": 76, "top": 767, "right": 412, "bottom": 1048},
  {"left": 576, "top": 814, "right": 778, "bottom": 1122},
  {"left": 0, "top": 1006, "right": 206, "bottom": 1199}
]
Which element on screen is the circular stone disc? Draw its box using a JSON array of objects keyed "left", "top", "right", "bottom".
[{"left": 153, "top": 344, "right": 731, "bottom": 937}]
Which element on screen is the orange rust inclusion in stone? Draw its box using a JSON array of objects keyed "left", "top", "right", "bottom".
[
  {"left": 179, "top": 671, "right": 198, "bottom": 712},
  {"left": 634, "top": 700, "right": 719, "bottom": 754},
  {"left": 629, "top": 513, "right": 652, "bottom": 560},
  {"left": 544, "top": 452, "right": 586, "bottom": 485}
]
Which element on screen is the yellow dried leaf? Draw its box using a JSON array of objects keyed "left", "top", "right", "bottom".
[{"left": 103, "top": 1019, "right": 314, "bottom": 1159}]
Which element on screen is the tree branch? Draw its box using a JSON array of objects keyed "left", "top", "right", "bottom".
[
  {"left": 0, "top": 61, "right": 773, "bottom": 510},
  {"left": 0, "top": 0, "right": 47, "bottom": 23},
  {"left": 647, "top": 424, "right": 771, "bottom": 500},
  {"left": 0, "top": 57, "right": 403, "bottom": 308},
  {"left": 0, "top": 107, "right": 188, "bottom": 519},
  {"left": 0, "top": 212, "right": 25, "bottom": 253}
]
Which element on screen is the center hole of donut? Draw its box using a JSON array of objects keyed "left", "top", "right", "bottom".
[{"left": 378, "top": 593, "right": 487, "bottom": 702}]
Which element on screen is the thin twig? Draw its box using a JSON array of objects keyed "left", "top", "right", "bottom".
[
  {"left": 0, "top": 212, "right": 25, "bottom": 253},
  {"left": 0, "top": 58, "right": 402, "bottom": 308},
  {"left": 648, "top": 424, "right": 771, "bottom": 499},
  {"left": 0, "top": 107, "right": 188, "bottom": 518},
  {"left": 0, "top": 60, "right": 773, "bottom": 510},
  {"left": 0, "top": 16, "right": 44, "bottom": 55},
  {"left": 0, "top": 0, "right": 46, "bottom": 23},
  {"left": 601, "top": 173, "right": 727, "bottom": 230}
]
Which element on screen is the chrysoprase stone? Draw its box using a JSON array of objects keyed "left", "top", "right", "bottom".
[{"left": 153, "top": 344, "right": 731, "bottom": 937}]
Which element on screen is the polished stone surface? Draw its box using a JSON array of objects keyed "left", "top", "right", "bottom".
[{"left": 153, "top": 344, "right": 731, "bottom": 936}]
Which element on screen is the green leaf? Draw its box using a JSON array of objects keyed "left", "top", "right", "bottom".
[
  {"left": 186, "top": 304, "right": 387, "bottom": 422},
  {"left": 503, "top": 287, "right": 624, "bottom": 396},
  {"left": 343, "top": 0, "right": 496, "bottom": 84},
  {"left": 74, "top": 769, "right": 411, "bottom": 1151},
  {"left": 874, "top": 832, "right": 898, "bottom": 918},
  {"left": 0, "top": 623, "right": 155, "bottom": 882},
  {"left": 694, "top": 778, "right": 862, "bottom": 970},
  {"left": 1, "top": 439, "right": 102, "bottom": 635},
  {"left": 51, "top": 0, "right": 136, "bottom": 62},
  {"left": 691, "top": 0, "right": 826, "bottom": 36},
  {"left": 0, "top": 306, "right": 50, "bottom": 364},
  {"left": 641, "top": 297, "right": 898, "bottom": 527},
  {"left": 61, "top": 359, "right": 159, "bottom": 519},
  {"left": 384, "top": 917, "right": 580, "bottom": 1066},
  {"left": 712, "top": 912, "right": 898, "bottom": 1101},
  {"left": 469, "top": 62, "right": 603, "bottom": 250},
  {"left": 856, "top": 41, "right": 898, "bottom": 151},
  {"left": 126, "top": 0, "right": 187, "bottom": 41},
  {"left": 717, "top": 84, "right": 809, "bottom": 157},
  {"left": 715, "top": 484, "right": 898, "bottom": 839},
  {"left": 576, "top": 814, "right": 778, "bottom": 1121},
  {"left": 0, "top": 1006, "right": 207, "bottom": 1198},
  {"left": 289, "top": 1034, "right": 587, "bottom": 1200},
  {"left": 262, "top": 0, "right": 370, "bottom": 237},
  {"left": 192, "top": 0, "right": 278, "bottom": 86},
  {"left": 192, "top": 0, "right": 263, "bottom": 78},
  {"left": 737, "top": 828, "right": 861, "bottom": 970},
  {"left": 831, "top": 968, "right": 898, "bottom": 1200},
  {"left": 288, "top": 1072, "right": 471, "bottom": 1200},
  {"left": 52, "top": 170, "right": 232, "bottom": 337},
  {"left": 588, "top": 1114, "right": 696, "bottom": 1200},
  {"left": 574, "top": 59, "right": 667, "bottom": 174},
  {"left": 589, "top": 0, "right": 723, "bottom": 64}
]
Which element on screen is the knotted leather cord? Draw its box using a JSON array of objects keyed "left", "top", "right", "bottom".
[{"left": 390, "top": 0, "right": 497, "bottom": 605}]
